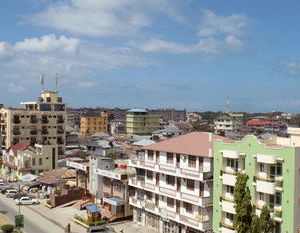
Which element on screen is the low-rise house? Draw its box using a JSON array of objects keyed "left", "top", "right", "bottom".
[
  {"left": 214, "top": 113, "right": 243, "bottom": 134},
  {"left": 86, "top": 140, "right": 121, "bottom": 156},
  {"left": 152, "top": 127, "right": 183, "bottom": 139},
  {"left": 89, "top": 156, "right": 135, "bottom": 221},
  {"left": 2, "top": 142, "right": 58, "bottom": 180}
]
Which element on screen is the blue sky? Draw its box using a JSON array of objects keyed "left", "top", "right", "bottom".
[{"left": 1, "top": 0, "right": 300, "bottom": 112}]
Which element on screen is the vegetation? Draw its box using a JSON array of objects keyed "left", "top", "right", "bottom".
[
  {"left": 191, "top": 121, "right": 213, "bottom": 132},
  {"left": 1, "top": 224, "right": 15, "bottom": 233},
  {"left": 152, "top": 135, "right": 160, "bottom": 141},
  {"left": 233, "top": 173, "right": 253, "bottom": 233},
  {"left": 233, "top": 173, "right": 274, "bottom": 233},
  {"left": 107, "top": 151, "right": 119, "bottom": 160},
  {"left": 74, "top": 214, "right": 106, "bottom": 226}
]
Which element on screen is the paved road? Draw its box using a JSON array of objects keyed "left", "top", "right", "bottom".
[{"left": 0, "top": 194, "right": 65, "bottom": 233}]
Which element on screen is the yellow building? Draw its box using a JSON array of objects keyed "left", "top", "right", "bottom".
[
  {"left": 126, "top": 109, "right": 160, "bottom": 135},
  {"left": 80, "top": 113, "right": 108, "bottom": 134},
  {"left": 0, "top": 90, "right": 66, "bottom": 157}
]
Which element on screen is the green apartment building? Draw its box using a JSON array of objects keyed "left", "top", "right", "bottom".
[
  {"left": 213, "top": 135, "right": 300, "bottom": 233},
  {"left": 126, "top": 108, "right": 160, "bottom": 135}
]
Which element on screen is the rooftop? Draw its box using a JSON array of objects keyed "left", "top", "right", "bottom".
[{"left": 143, "top": 132, "right": 233, "bottom": 157}]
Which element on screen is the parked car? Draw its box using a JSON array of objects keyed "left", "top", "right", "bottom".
[
  {"left": 12, "top": 192, "right": 27, "bottom": 200},
  {"left": 0, "top": 186, "right": 13, "bottom": 194},
  {"left": 5, "top": 189, "right": 18, "bottom": 198},
  {"left": 15, "top": 196, "right": 40, "bottom": 205},
  {"left": 86, "top": 226, "right": 116, "bottom": 233}
]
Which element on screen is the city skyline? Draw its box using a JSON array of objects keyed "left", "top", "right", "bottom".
[{"left": 1, "top": 1, "right": 300, "bottom": 112}]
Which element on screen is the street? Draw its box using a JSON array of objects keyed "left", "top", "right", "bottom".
[{"left": 0, "top": 194, "right": 65, "bottom": 233}]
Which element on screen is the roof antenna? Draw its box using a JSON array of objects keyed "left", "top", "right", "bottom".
[
  {"left": 55, "top": 73, "right": 61, "bottom": 91},
  {"left": 224, "top": 95, "right": 230, "bottom": 114},
  {"left": 40, "top": 73, "right": 45, "bottom": 91}
]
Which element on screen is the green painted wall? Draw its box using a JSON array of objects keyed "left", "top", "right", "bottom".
[{"left": 212, "top": 135, "right": 297, "bottom": 233}]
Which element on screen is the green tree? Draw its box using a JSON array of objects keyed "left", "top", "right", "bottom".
[
  {"left": 233, "top": 173, "right": 253, "bottom": 233},
  {"left": 152, "top": 135, "right": 160, "bottom": 141},
  {"left": 107, "top": 151, "right": 119, "bottom": 160},
  {"left": 259, "top": 205, "right": 274, "bottom": 233}
]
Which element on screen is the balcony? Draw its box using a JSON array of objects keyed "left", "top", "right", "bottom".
[
  {"left": 222, "top": 173, "right": 237, "bottom": 186},
  {"left": 254, "top": 175, "right": 282, "bottom": 195},
  {"left": 30, "top": 117, "right": 38, "bottom": 124},
  {"left": 57, "top": 129, "right": 64, "bottom": 134},
  {"left": 221, "top": 200, "right": 235, "bottom": 214},
  {"left": 12, "top": 130, "right": 21, "bottom": 136},
  {"left": 30, "top": 129, "right": 37, "bottom": 135},
  {"left": 220, "top": 218, "right": 236, "bottom": 233},
  {"left": 13, "top": 118, "right": 21, "bottom": 124},
  {"left": 41, "top": 118, "right": 49, "bottom": 124},
  {"left": 41, "top": 129, "right": 49, "bottom": 135},
  {"left": 57, "top": 140, "right": 64, "bottom": 145},
  {"left": 57, "top": 117, "right": 64, "bottom": 124}
]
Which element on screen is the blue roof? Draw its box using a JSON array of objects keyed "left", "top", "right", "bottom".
[
  {"left": 127, "top": 108, "right": 147, "bottom": 113},
  {"left": 86, "top": 204, "right": 101, "bottom": 213}
]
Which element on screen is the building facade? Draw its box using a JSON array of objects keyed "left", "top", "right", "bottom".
[
  {"left": 0, "top": 90, "right": 66, "bottom": 156},
  {"left": 2, "top": 142, "right": 58, "bottom": 180},
  {"left": 89, "top": 156, "right": 135, "bottom": 221},
  {"left": 214, "top": 113, "right": 243, "bottom": 134},
  {"left": 213, "top": 135, "right": 300, "bottom": 233},
  {"left": 80, "top": 113, "right": 108, "bottom": 134},
  {"left": 129, "top": 132, "right": 231, "bottom": 233},
  {"left": 147, "top": 109, "right": 187, "bottom": 122},
  {"left": 126, "top": 109, "right": 161, "bottom": 135}
]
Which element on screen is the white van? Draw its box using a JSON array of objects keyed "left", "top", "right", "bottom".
[{"left": 5, "top": 189, "right": 18, "bottom": 198}]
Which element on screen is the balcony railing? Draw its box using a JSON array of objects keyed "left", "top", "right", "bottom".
[
  {"left": 41, "top": 118, "right": 49, "bottom": 124},
  {"left": 12, "top": 130, "right": 21, "bottom": 135},
  {"left": 41, "top": 129, "right": 49, "bottom": 135},
  {"left": 30, "top": 118, "right": 38, "bottom": 124},
  {"left": 13, "top": 119, "right": 21, "bottom": 124},
  {"left": 57, "top": 129, "right": 64, "bottom": 134}
]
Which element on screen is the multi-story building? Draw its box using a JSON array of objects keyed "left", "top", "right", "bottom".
[
  {"left": 2, "top": 142, "right": 58, "bottom": 180},
  {"left": 129, "top": 132, "right": 232, "bottom": 233},
  {"left": 0, "top": 90, "right": 66, "bottom": 156},
  {"left": 89, "top": 156, "right": 135, "bottom": 221},
  {"left": 147, "top": 109, "right": 187, "bottom": 122},
  {"left": 213, "top": 133, "right": 300, "bottom": 233},
  {"left": 246, "top": 116, "right": 287, "bottom": 133},
  {"left": 80, "top": 113, "right": 108, "bottom": 134},
  {"left": 126, "top": 109, "right": 161, "bottom": 135},
  {"left": 214, "top": 113, "right": 243, "bottom": 134}
]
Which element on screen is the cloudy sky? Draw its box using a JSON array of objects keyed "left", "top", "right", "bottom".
[{"left": 1, "top": 0, "right": 300, "bottom": 112}]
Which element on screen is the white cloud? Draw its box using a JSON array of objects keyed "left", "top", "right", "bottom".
[
  {"left": 78, "top": 81, "right": 96, "bottom": 88},
  {"left": 198, "top": 9, "right": 249, "bottom": 38},
  {"left": 0, "top": 42, "right": 14, "bottom": 61},
  {"left": 27, "top": 0, "right": 184, "bottom": 37},
  {"left": 8, "top": 83, "right": 25, "bottom": 92},
  {"left": 15, "top": 34, "right": 79, "bottom": 54},
  {"left": 133, "top": 9, "right": 249, "bottom": 55},
  {"left": 280, "top": 60, "right": 300, "bottom": 76}
]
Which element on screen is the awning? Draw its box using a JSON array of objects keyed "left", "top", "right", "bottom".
[
  {"left": 86, "top": 204, "right": 101, "bottom": 213},
  {"left": 103, "top": 196, "right": 125, "bottom": 206},
  {"left": 20, "top": 173, "right": 38, "bottom": 183}
]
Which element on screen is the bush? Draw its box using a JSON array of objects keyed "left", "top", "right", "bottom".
[
  {"left": 53, "top": 189, "right": 62, "bottom": 195},
  {"left": 74, "top": 215, "right": 88, "bottom": 225},
  {"left": 1, "top": 224, "right": 15, "bottom": 233}
]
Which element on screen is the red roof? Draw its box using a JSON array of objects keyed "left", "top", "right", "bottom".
[
  {"left": 143, "top": 132, "right": 233, "bottom": 157},
  {"left": 11, "top": 142, "right": 31, "bottom": 156}
]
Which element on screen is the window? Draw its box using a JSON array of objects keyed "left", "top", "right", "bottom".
[
  {"left": 166, "top": 175, "right": 175, "bottom": 186},
  {"left": 39, "top": 158, "right": 42, "bottom": 165},
  {"left": 148, "top": 150, "right": 154, "bottom": 161},
  {"left": 167, "top": 197, "right": 174, "bottom": 208},
  {"left": 32, "top": 158, "right": 36, "bottom": 166},
  {"left": 167, "top": 153, "right": 173, "bottom": 164},
  {"left": 259, "top": 192, "right": 264, "bottom": 201},
  {"left": 185, "top": 202, "right": 193, "bottom": 213},
  {"left": 275, "top": 192, "right": 281, "bottom": 205},
  {"left": 226, "top": 212, "right": 234, "bottom": 222},
  {"left": 147, "top": 171, "right": 153, "bottom": 180},
  {"left": 269, "top": 194, "right": 274, "bottom": 209},
  {"left": 188, "top": 155, "right": 196, "bottom": 168},
  {"left": 259, "top": 163, "right": 264, "bottom": 172},
  {"left": 226, "top": 186, "right": 234, "bottom": 195},
  {"left": 187, "top": 179, "right": 195, "bottom": 190},
  {"left": 227, "top": 158, "right": 238, "bottom": 170}
]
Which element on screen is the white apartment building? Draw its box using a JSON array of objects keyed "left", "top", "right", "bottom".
[
  {"left": 0, "top": 90, "right": 66, "bottom": 156},
  {"left": 214, "top": 113, "right": 243, "bottom": 134},
  {"left": 128, "top": 132, "right": 232, "bottom": 233}
]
